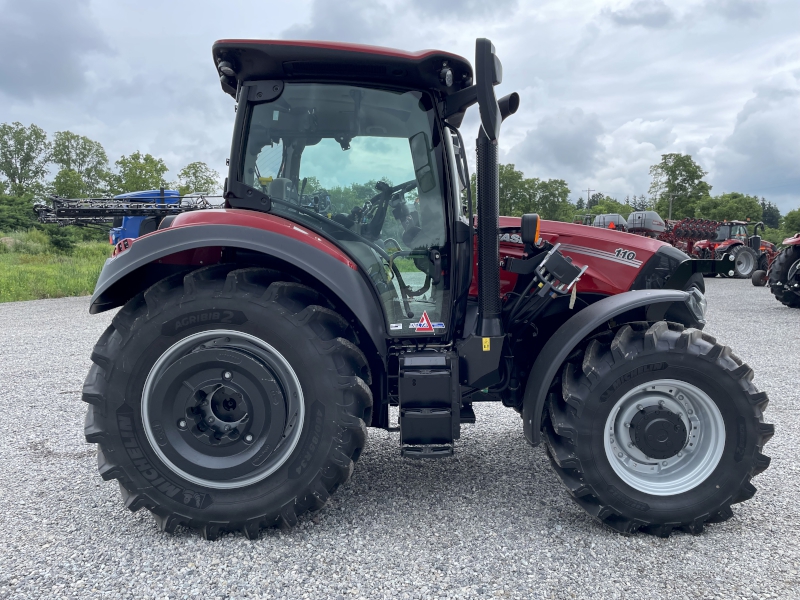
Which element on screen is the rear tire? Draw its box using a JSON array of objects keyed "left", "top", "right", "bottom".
[
  {"left": 768, "top": 246, "right": 800, "bottom": 308},
  {"left": 543, "top": 322, "right": 772, "bottom": 536},
  {"left": 729, "top": 245, "right": 759, "bottom": 279},
  {"left": 82, "top": 265, "right": 373, "bottom": 538},
  {"left": 751, "top": 270, "right": 767, "bottom": 287}
]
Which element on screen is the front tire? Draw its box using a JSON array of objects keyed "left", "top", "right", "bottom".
[
  {"left": 751, "top": 270, "right": 767, "bottom": 287},
  {"left": 82, "top": 265, "right": 372, "bottom": 538},
  {"left": 543, "top": 322, "right": 772, "bottom": 536}
]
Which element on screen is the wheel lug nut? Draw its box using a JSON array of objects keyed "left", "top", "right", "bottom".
[
  {"left": 207, "top": 417, "right": 215, "bottom": 424},
  {"left": 617, "top": 452, "right": 623, "bottom": 458},
  {"left": 677, "top": 452, "right": 683, "bottom": 457},
  {"left": 244, "top": 434, "right": 254, "bottom": 443},
  {"left": 627, "top": 442, "right": 633, "bottom": 448},
  {"left": 624, "top": 422, "right": 630, "bottom": 428},
  {"left": 662, "top": 460, "right": 668, "bottom": 466},
  {"left": 224, "top": 425, "right": 231, "bottom": 432},
  {"left": 687, "top": 409, "right": 694, "bottom": 415},
  {"left": 223, "top": 371, "right": 232, "bottom": 380},
  {"left": 636, "top": 404, "right": 644, "bottom": 411},
  {"left": 177, "top": 419, "right": 187, "bottom": 430}
]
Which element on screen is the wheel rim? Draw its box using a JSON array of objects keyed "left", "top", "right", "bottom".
[
  {"left": 736, "top": 251, "right": 754, "bottom": 275},
  {"left": 788, "top": 258, "right": 800, "bottom": 282},
  {"left": 142, "top": 329, "right": 305, "bottom": 490},
  {"left": 603, "top": 379, "right": 725, "bottom": 496}
]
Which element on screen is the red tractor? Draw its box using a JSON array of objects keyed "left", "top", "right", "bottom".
[
  {"left": 692, "top": 220, "right": 777, "bottom": 279},
  {"left": 766, "top": 233, "right": 800, "bottom": 307},
  {"left": 80, "top": 39, "right": 771, "bottom": 539}
]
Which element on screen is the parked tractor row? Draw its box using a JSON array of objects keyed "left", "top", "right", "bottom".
[{"left": 580, "top": 211, "right": 778, "bottom": 279}]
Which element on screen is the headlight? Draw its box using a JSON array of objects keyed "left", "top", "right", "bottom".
[{"left": 685, "top": 287, "right": 708, "bottom": 325}]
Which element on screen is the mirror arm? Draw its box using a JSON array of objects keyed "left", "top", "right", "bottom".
[{"left": 443, "top": 85, "right": 478, "bottom": 120}]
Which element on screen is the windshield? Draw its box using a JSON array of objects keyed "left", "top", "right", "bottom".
[
  {"left": 714, "top": 225, "right": 730, "bottom": 242},
  {"left": 714, "top": 224, "right": 747, "bottom": 241},
  {"left": 240, "top": 83, "right": 450, "bottom": 336}
]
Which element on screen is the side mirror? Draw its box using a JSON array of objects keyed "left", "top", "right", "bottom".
[
  {"left": 476, "top": 38, "right": 503, "bottom": 142},
  {"left": 521, "top": 213, "right": 541, "bottom": 246},
  {"left": 409, "top": 132, "right": 436, "bottom": 193}
]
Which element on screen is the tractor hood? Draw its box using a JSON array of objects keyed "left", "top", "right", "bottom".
[{"left": 495, "top": 217, "right": 678, "bottom": 296}]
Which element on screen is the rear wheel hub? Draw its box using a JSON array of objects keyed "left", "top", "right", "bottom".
[
  {"left": 630, "top": 406, "right": 687, "bottom": 460},
  {"left": 142, "top": 330, "right": 304, "bottom": 490}
]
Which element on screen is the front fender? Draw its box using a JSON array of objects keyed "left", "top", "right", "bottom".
[
  {"left": 521, "top": 289, "right": 698, "bottom": 446},
  {"left": 90, "top": 221, "right": 387, "bottom": 356}
]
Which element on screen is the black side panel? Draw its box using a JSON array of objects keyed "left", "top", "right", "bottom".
[
  {"left": 90, "top": 224, "right": 387, "bottom": 356},
  {"left": 521, "top": 289, "right": 690, "bottom": 446}
]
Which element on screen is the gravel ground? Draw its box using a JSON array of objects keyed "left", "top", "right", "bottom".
[{"left": 0, "top": 278, "right": 797, "bottom": 600}]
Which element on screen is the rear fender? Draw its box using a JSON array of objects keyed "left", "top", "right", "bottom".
[
  {"left": 90, "top": 222, "right": 387, "bottom": 356},
  {"left": 783, "top": 233, "right": 800, "bottom": 246},
  {"left": 521, "top": 289, "right": 698, "bottom": 446}
]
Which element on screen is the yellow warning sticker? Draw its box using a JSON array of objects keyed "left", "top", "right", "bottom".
[{"left": 482, "top": 337, "right": 491, "bottom": 351}]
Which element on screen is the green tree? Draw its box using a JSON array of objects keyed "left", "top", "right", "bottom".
[
  {"left": 0, "top": 122, "right": 51, "bottom": 197},
  {"left": 52, "top": 168, "right": 86, "bottom": 198},
  {"left": 631, "top": 194, "right": 651, "bottom": 211},
  {"left": 587, "top": 192, "right": 604, "bottom": 210},
  {"left": 589, "top": 196, "right": 634, "bottom": 219},
  {"left": 649, "top": 153, "right": 711, "bottom": 220},
  {"left": 534, "top": 179, "right": 574, "bottom": 221},
  {"left": 575, "top": 197, "right": 585, "bottom": 211},
  {"left": 470, "top": 163, "right": 575, "bottom": 221},
  {"left": 111, "top": 151, "right": 169, "bottom": 194},
  {"left": 760, "top": 198, "right": 781, "bottom": 229},
  {"left": 694, "top": 192, "right": 762, "bottom": 222},
  {"left": 51, "top": 131, "right": 110, "bottom": 196},
  {"left": 0, "top": 193, "right": 38, "bottom": 231},
  {"left": 176, "top": 161, "right": 221, "bottom": 195},
  {"left": 783, "top": 208, "right": 800, "bottom": 235}
]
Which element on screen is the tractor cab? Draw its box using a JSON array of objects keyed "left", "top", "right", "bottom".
[
  {"left": 713, "top": 220, "right": 749, "bottom": 242},
  {"left": 238, "top": 81, "right": 454, "bottom": 335}
]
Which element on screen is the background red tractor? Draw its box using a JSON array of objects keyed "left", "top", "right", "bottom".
[{"left": 691, "top": 220, "right": 776, "bottom": 279}]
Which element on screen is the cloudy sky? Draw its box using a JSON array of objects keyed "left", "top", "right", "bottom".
[{"left": 2, "top": 0, "right": 799, "bottom": 212}]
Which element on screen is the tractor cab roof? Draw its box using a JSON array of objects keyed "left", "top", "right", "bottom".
[{"left": 212, "top": 40, "right": 473, "bottom": 99}]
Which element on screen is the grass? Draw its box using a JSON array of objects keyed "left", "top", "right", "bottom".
[{"left": 0, "top": 230, "right": 111, "bottom": 303}]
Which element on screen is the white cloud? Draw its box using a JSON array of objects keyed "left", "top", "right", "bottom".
[
  {"left": 703, "top": 71, "right": 800, "bottom": 211},
  {"left": 0, "top": 0, "right": 798, "bottom": 214}
]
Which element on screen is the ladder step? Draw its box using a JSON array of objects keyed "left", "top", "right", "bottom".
[{"left": 401, "top": 444, "right": 454, "bottom": 459}]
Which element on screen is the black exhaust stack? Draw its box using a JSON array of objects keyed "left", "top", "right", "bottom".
[{"left": 474, "top": 39, "right": 519, "bottom": 337}]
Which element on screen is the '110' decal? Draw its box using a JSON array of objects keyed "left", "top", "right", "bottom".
[{"left": 614, "top": 248, "right": 637, "bottom": 261}]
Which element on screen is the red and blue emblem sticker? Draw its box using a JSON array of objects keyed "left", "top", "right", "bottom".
[{"left": 409, "top": 311, "right": 445, "bottom": 332}]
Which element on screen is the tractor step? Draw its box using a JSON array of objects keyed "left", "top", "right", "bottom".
[
  {"left": 401, "top": 444, "right": 454, "bottom": 459},
  {"left": 460, "top": 404, "right": 476, "bottom": 423},
  {"left": 398, "top": 351, "right": 460, "bottom": 458}
]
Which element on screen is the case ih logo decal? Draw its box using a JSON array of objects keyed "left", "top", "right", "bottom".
[
  {"left": 409, "top": 311, "right": 445, "bottom": 332},
  {"left": 499, "top": 232, "right": 523, "bottom": 244},
  {"left": 558, "top": 243, "right": 643, "bottom": 268}
]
